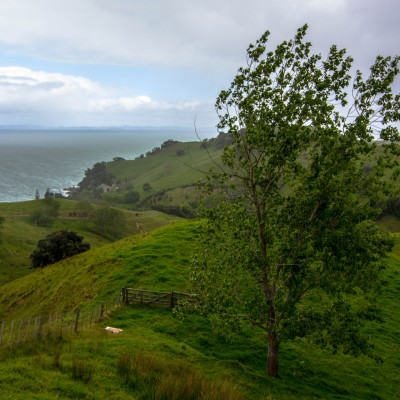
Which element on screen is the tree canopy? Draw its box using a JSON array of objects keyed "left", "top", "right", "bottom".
[
  {"left": 30, "top": 230, "right": 90, "bottom": 268},
  {"left": 188, "top": 25, "right": 400, "bottom": 378}
]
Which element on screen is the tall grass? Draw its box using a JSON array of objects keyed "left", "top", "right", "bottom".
[{"left": 116, "top": 351, "right": 244, "bottom": 400}]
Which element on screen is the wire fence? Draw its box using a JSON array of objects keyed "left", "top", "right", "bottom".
[{"left": 0, "top": 289, "right": 122, "bottom": 348}]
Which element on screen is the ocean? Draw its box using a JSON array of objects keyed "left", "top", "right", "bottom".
[{"left": 0, "top": 129, "right": 201, "bottom": 203}]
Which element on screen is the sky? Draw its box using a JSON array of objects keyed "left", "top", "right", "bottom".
[{"left": 0, "top": 0, "right": 398, "bottom": 131}]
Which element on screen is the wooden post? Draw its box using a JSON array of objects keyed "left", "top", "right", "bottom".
[
  {"left": 59, "top": 314, "right": 64, "bottom": 336},
  {"left": 26, "top": 317, "right": 31, "bottom": 339},
  {"left": 8, "top": 320, "right": 14, "bottom": 345},
  {"left": 105, "top": 298, "right": 108, "bottom": 315},
  {"left": 37, "top": 316, "right": 43, "bottom": 337},
  {"left": 140, "top": 290, "right": 143, "bottom": 304},
  {"left": 170, "top": 291, "right": 174, "bottom": 308},
  {"left": 0, "top": 320, "right": 4, "bottom": 346},
  {"left": 100, "top": 302, "right": 104, "bottom": 319},
  {"left": 47, "top": 314, "right": 52, "bottom": 335},
  {"left": 53, "top": 314, "right": 58, "bottom": 333},
  {"left": 33, "top": 316, "right": 37, "bottom": 337},
  {"left": 65, "top": 312, "right": 69, "bottom": 334},
  {"left": 17, "top": 320, "right": 23, "bottom": 343},
  {"left": 70, "top": 312, "right": 74, "bottom": 334},
  {"left": 121, "top": 287, "right": 126, "bottom": 304},
  {"left": 74, "top": 309, "right": 80, "bottom": 333}
]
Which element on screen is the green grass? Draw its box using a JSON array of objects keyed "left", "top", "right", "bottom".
[
  {"left": 377, "top": 215, "right": 400, "bottom": 233},
  {"left": 0, "top": 220, "right": 399, "bottom": 399},
  {"left": 0, "top": 221, "right": 198, "bottom": 321},
  {"left": 107, "top": 141, "right": 222, "bottom": 198},
  {"left": 0, "top": 199, "right": 183, "bottom": 286}
]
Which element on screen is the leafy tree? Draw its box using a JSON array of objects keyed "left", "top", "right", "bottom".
[
  {"left": 78, "top": 162, "right": 114, "bottom": 191},
  {"left": 35, "top": 189, "right": 40, "bottom": 200},
  {"left": 188, "top": 25, "right": 400, "bottom": 377},
  {"left": 123, "top": 189, "right": 140, "bottom": 204},
  {"left": 29, "top": 197, "right": 61, "bottom": 226},
  {"left": 89, "top": 206, "right": 127, "bottom": 240},
  {"left": 30, "top": 230, "right": 90, "bottom": 268},
  {"left": 143, "top": 183, "right": 152, "bottom": 192},
  {"left": 75, "top": 201, "right": 95, "bottom": 227}
]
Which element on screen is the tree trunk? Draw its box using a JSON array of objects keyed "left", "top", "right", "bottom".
[{"left": 267, "top": 331, "right": 280, "bottom": 377}]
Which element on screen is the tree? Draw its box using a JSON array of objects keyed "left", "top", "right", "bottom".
[
  {"left": 35, "top": 189, "right": 40, "bottom": 200},
  {"left": 30, "top": 230, "right": 90, "bottom": 268},
  {"left": 89, "top": 206, "right": 127, "bottom": 240},
  {"left": 123, "top": 189, "right": 140, "bottom": 204},
  {"left": 188, "top": 25, "right": 400, "bottom": 378},
  {"left": 29, "top": 197, "right": 61, "bottom": 226},
  {"left": 78, "top": 162, "right": 114, "bottom": 191},
  {"left": 75, "top": 201, "right": 95, "bottom": 227},
  {"left": 143, "top": 183, "right": 152, "bottom": 192}
]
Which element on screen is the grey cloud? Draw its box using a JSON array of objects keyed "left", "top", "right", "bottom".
[{"left": 0, "top": 0, "right": 397, "bottom": 75}]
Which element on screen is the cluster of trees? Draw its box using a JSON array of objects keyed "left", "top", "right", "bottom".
[
  {"left": 135, "top": 139, "right": 181, "bottom": 159},
  {"left": 151, "top": 204, "right": 195, "bottom": 219},
  {"left": 30, "top": 230, "right": 90, "bottom": 268},
  {"left": 30, "top": 197, "right": 61, "bottom": 227},
  {"left": 185, "top": 25, "right": 400, "bottom": 378},
  {"left": 78, "top": 162, "right": 114, "bottom": 191},
  {"left": 74, "top": 202, "right": 127, "bottom": 240}
]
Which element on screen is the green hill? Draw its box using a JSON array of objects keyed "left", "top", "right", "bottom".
[
  {"left": 0, "top": 221, "right": 399, "bottom": 399},
  {"left": 0, "top": 198, "right": 182, "bottom": 286}
]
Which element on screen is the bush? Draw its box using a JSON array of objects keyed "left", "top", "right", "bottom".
[
  {"left": 124, "top": 190, "right": 140, "bottom": 204},
  {"left": 30, "top": 230, "right": 90, "bottom": 268}
]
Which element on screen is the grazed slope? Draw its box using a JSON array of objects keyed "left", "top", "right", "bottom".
[
  {"left": 0, "top": 199, "right": 183, "bottom": 285},
  {"left": 0, "top": 221, "right": 198, "bottom": 321}
]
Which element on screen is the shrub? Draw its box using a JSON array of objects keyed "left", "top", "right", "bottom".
[{"left": 30, "top": 230, "right": 90, "bottom": 268}]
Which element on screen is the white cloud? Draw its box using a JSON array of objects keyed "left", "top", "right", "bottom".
[{"left": 0, "top": 66, "right": 215, "bottom": 127}]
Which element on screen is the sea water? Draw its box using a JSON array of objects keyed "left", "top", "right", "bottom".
[{"left": 0, "top": 129, "right": 201, "bottom": 203}]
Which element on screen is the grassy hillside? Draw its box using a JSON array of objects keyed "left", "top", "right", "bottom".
[
  {"left": 0, "top": 199, "right": 182, "bottom": 286},
  {"left": 0, "top": 221, "right": 399, "bottom": 399}
]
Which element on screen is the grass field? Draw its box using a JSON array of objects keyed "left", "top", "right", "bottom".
[
  {"left": 0, "top": 199, "right": 183, "bottom": 286},
  {"left": 0, "top": 221, "right": 399, "bottom": 399}
]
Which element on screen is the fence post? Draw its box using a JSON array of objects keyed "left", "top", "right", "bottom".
[
  {"left": 69, "top": 312, "right": 74, "bottom": 334},
  {"left": 170, "top": 291, "right": 174, "bottom": 308},
  {"left": 74, "top": 309, "right": 80, "bottom": 332},
  {"left": 17, "top": 320, "right": 23, "bottom": 343},
  {"left": 65, "top": 312, "right": 69, "bottom": 335},
  {"left": 53, "top": 314, "right": 58, "bottom": 333},
  {"left": 37, "top": 316, "right": 43, "bottom": 337},
  {"left": 121, "top": 287, "right": 126, "bottom": 304},
  {"left": 140, "top": 290, "right": 143, "bottom": 304},
  {"left": 26, "top": 317, "right": 32, "bottom": 339},
  {"left": 0, "top": 320, "right": 4, "bottom": 346},
  {"left": 59, "top": 314, "right": 64, "bottom": 337},
  {"left": 100, "top": 302, "right": 104, "bottom": 319},
  {"left": 32, "top": 316, "right": 37, "bottom": 337},
  {"left": 8, "top": 320, "right": 14, "bottom": 345},
  {"left": 47, "top": 314, "right": 52, "bottom": 335}
]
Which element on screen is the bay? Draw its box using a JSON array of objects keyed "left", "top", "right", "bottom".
[{"left": 0, "top": 129, "right": 200, "bottom": 203}]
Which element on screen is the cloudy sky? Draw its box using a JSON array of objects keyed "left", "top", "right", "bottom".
[{"left": 0, "top": 0, "right": 398, "bottom": 130}]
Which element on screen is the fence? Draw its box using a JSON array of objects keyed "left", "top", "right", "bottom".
[
  {"left": 0, "top": 287, "right": 196, "bottom": 348},
  {"left": 122, "top": 288, "right": 196, "bottom": 308},
  {"left": 0, "top": 289, "right": 122, "bottom": 348}
]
